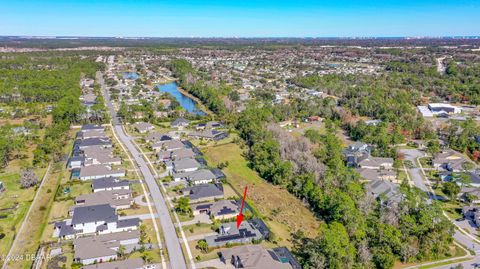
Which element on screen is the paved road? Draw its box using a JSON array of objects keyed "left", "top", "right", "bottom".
[
  {"left": 401, "top": 148, "right": 480, "bottom": 268},
  {"left": 98, "top": 71, "right": 187, "bottom": 269}
]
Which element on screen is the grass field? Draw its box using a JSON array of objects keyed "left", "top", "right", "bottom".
[{"left": 203, "top": 142, "right": 321, "bottom": 246}]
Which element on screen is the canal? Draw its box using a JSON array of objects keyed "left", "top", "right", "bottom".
[{"left": 157, "top": 82, "right": 206, "bottom": 116}]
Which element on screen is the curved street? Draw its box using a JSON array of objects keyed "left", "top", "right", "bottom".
[{"left": 400, "top": 148, "right": 480, "bottom": 269}]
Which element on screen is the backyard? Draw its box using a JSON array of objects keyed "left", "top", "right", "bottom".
[{"left": 203, "top": 142, "right": 321, "bottom": 246}]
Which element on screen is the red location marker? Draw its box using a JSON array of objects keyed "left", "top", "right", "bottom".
[{"left": 236, "top": 186, "right": 248, "bottom": 229}]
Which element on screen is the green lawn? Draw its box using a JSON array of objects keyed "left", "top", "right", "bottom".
[
  {"left": 203, "top": 142, "right": 321, "bottom": 246},
  {"left": 0, "top": 173, "right": 36, "bottom": 257}
]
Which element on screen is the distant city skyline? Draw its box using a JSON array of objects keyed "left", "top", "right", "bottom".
[{"left": 1, "top": 0, "right": 479, "bottom": 37}]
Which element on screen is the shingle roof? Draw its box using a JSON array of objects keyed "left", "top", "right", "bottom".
[
  {"left": 92, "top": 177, "right": 130, "bottom": 190},
  {"left": 174, "top": 158, "right": 201, "bottom": 171},
  {"left": 184, "top": 183, "right": 224, "bottom": 201},
  {"left": 71, "top": 204, "right": 118, "bottom": 225}
]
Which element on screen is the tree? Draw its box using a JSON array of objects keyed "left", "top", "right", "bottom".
[
  {"left": 443, "top": 181, "right": 460, "bottom": 201},
  {"left": 175, "top": 197, "right": 191, "bottom": 214},
  {"left": 196, "top": 240, "right": 209, "bottom": 253},
  {"left": 20, "top": 169, "right": 38, "bottom": 188},
  {"left": 117, "top": 245, "right": 126, "bottom": 258},
  {"left": 426, "top": 140, "right": 440, "bottom": 156}
]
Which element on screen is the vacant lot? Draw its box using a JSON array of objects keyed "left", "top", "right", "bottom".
[{"left": 203, "top": 142, "right": 321, "bottom": 246}]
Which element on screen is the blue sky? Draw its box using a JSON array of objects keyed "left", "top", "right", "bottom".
[{"left": 1, "top": 0, "right": 479, "bottom": 37}]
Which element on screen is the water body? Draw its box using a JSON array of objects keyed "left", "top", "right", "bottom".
[
  {"left": 157, "top": 82, "right": 206, "bottom": 116},
  {"left": 123, "top": 72, "right": 139, "bottom": 80}
]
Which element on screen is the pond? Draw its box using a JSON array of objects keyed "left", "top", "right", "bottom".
[
  {"left": 157, "top": 82, "right": 206, "bottom": 116},
  {"left": 123, "top": 72, "right": 139, "bottom": 80}
]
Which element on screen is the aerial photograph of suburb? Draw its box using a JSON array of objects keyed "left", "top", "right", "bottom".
[{"left": 0, "top": 1, "right": 479, "bottom": 268}]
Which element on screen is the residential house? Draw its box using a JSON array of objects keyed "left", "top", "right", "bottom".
[
  {"left": 69, "top": 189, "right": 133, "bottom": 215},
  {"left": 357, "top": 156, "right": 394, "bottom": 170},
  {"left": 73, "top": 231, "right": 140, "bottom": 265},
  {"left": 182, "top": 183, "right": 224, "bottom": 203},
  {"left": 343, "top": 141, "right": 371, "bottom": 167},
  {"left": 219, "top": 245, "right": 299, "bottom": 269},
  {"left": 75, "top": 165, "right": 125, "bottom": 181},
  {"left": 188, "top": 130, "right": 229, "bottom": 141},
  {"left": 173, "top": 169, "right": 217, "bottom": 185},
  {"left": 195, "top": 121, "right": 223, "bottom": 130},
  {"left": 157, "top": 148, "right": 195, "bottom": 162},
  {"left": 54, "top": 204, "right": 140, "bottom": 239},
  {"left": 356, "top": 168, "right": 397, "bottom": 182},
  {"left": 171, "top": 118, "right": 190, "bottom": 129},
  {"left": 463, "top": 206, "right": 480, "bottom": 227},
  {"left": 433, "top": 150, "right": 472, "bottom": 172},
  {"left": 75, "top": 138, "right": 112, "bottom": 151},
  {"left": 145, "top": 132, "right": 172, "bottom": 143},
  {"left": 167, "top": 157, "right": 201, "bottom": 174},
  {"left": 460, "top": 187, "right": 480, "bottom": 203},
  {"left": 92, "top": 177, "right": 130, "bottom": 193},
  {"left": 193, "top": 200, "right": 239, "bottom": 220},
  {"left": 81, "top": 124, "right": 104, "bottom": 133},
  {"left": 83, "top": 147, "right": 122, "bottom": 167},
  {"left": 133, "top": 122, "right": 155, "bottom": 134},
  {"left": 77, "top": 130, "right": 107, "bottom": 140},
  {"left": 151, "top": 139, "right": 185, "bottom": 152},
  {"left": 366, "top": 180, "right": 403, "bottom": 205},
  {"left": 205, "top": 220, "right": 263, "bottom": 247}
]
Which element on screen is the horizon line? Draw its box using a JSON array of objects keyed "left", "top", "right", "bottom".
[{"left": 1, "top": 35, "right": 480, "bottom": 40}]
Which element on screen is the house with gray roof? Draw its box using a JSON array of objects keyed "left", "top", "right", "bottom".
[
  {"left": 145, "top": 132, "right": 172, "bottom": 143},
  {"left": 76, "top": 165, "right": 125, "bottom": 181},
  {"left": 83, "top": 147, "right": 121, "bottom": 167},
  {"left": 133, "top": 122, "right": 155, "bottom": 134},
  {"left": 171, "top": 118, "right": 190, "bottom": 129},
  {"left": 182, "top": 183, "right": 224, "bottom": 203},
  {"left": 173, "top": 169, "right": 216, "bottom": 185},
  {"left": 343, "top": 141, "right": 371, "bottom": 167},
  {"left": 219, "top": 245, "right": 296, "bottom": 269},
  {"left": 366, "top": 180, "right": 402, "bottom": 205},
  {"left": 171, "top": 157, "right": 201, "bottom": 173},
  {"left": 54, "top": 204, "right": 140, "bottom": 239},
  {"left": 73, "top": 230, "right": 140, "bottom": 265},
  {"left": 193, "top": 200, "right": 239, "bottom": 220},
  {"left": 81, "top": 124, "right": 104, "bottom": 133},
  {"left": 433, "top": 150, "right": 473, "bottom": 172},
  {"left": 188, "top": 129, "right": 229, "bottom": 141},
  {"left": 152, "top": 139, "right": 185, "bottom": 152},
  {"left": 357, "top": 156, "right": 394, "bottom": 170},
  {"left": 205, "top": 220, "right": 263, "bottom": 247},
  {"left": 77, "top": 129, "right": 107, "bottom": 140},
  {"left": 157, "top": 148, "right": 195, "bottom": 162},
  {"left": 75, "top": 138, "right": 112, "bottom": 150},
  {"left": 92, "top": 177, "right": 130, "bottom": 193},
  {"left": 356, "top": 168, "right": 397, "bottom": 182},
  {"left": 195, "top": 121, "right": 223, "bottom": 130}
]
